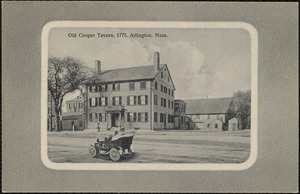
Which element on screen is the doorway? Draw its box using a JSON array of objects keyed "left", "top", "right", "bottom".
[{"left": 111, "top": 113, "right": 120, "bottom": 128}]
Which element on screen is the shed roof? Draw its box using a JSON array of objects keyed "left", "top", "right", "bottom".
[{"left": 185, "top": 97, "right": 232, "bottom": 115}]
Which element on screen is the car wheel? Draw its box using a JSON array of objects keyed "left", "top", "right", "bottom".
[
  {"left": 89, "top": 146, "right": 98, "bottom": 158},
  {"left": 109, "top": 147, "right": 121, "bottom": 161}
]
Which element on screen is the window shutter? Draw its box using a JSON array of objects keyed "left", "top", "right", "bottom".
[
  {"left": 138, "top": 113, "right": 141, "bottom": 122},
  {"left": 112, "top": 97, "right": 115, "bottom": 106},
  {"left": 138, "top": 96, "right": 141, "bottom": 105},
  {"left": 134, "top": 96, "right": 137, "bottom": 105},
  {"left": 95, "top": 98, "right": 98, "bottom": 106},
  {"left": 119, "top": 97, "right": 122, "bottom": 105},
  {"left": 145, "top": 95, "right": 148, "bottom": 105},
  {"left": 105, "top": 97, "right": 108, "bottom": 106},
  {"left": 89, "top": 98, "right": 91, "bottom": 106},
  {"left": 127, "top": 96, "right": 130, "bottom": 105}
]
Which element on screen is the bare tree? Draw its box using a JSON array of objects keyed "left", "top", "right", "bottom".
[{"left": 48, "top": 56, "right": 92, "bottom": 131}]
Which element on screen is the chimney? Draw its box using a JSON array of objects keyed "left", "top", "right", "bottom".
[
  {"left": 95, "top": 60, "right": 101, "bottom": 75},
  {"left": 154, "top": 52, "right": 160, "bottom": 72}
]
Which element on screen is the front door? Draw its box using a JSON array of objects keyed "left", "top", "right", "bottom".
[{"left": 111, "top": 114, "right": 116, "bottom": 127}]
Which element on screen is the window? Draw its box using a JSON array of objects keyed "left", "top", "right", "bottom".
[
  {"left": 90, "top": 85, "right": 97, "bottom": 92},
  {"left": 207, "top": 124, "right": 210, "bottom": 128},
  {"left": 168, "top": 100, "right": 170, "bottom": 109},
  {"left": 171, "top": 115, "right": 174, "bottom": 123},
  {"left": 138, "top": 95, "right": 148, "bottom": 105},
  {"left": 172, "top": 90, "right": 174, "bottom": 96},
  {"left": 69, "top": 103, "right": 71, "bottom": 109},
  {"left": 99, "top": 97, "right": 107, "bottom": 106},
  {"left": 89, "top": 113, "right": 98, "bottom": 122},
  {"left": 129, "top": 82, "right": 135, "bottom": 90},
  {"left": 168, "top": 88, "right": 170, "bottom": 95},
  {"left": 168, "top": 114, "right": 170, "bottom": 123},
  {"left": 171, "top": 101, "right": 174, "bottom": 109},
  {"left": 161, "top": 97, "right": 164, "bottom": 107},
  {"left": 161, "top": 71, "right": 163, "bottom": 79},
  {"left": 164, "top": 86, "right": 167, "bottom": 94},
  {"left": 164, "top": 98, "right": 166, "bottom": 107},
  {"left": 160, "top": 113, "right": 164, "bottom": 123},
  {"left": 154, "top": 112, "right": 157, "bottom": 122},
  {"left": 79, "top": 121, "right": 83, "bottom": 127},
  {"left": 161, "top": 84, "right": 163, "bottom": 92},
  {"left": 113, "top": 83, "right": 120, "bottom": 91},
  {"left": 89, "top": 98, "right": 97, "bottom": 106},
  {"left": 181, "top": 116, "right": 184, "bottom": 124},
  {"left": 127, "top": 96, "right": 137, "bottom": 106},
  {"left": 100, "top": 84, "right": 107, "bottom": 92},
  {"left": 215, "top": 124, "right": 218, "bottom": 128},
  {"left": 138, "top": 112, "right": 148, "bottom": 122},
  {"left": 155, "top": 81, "right": 158, "bottom": 90},
  {"left": 174, "top": 103, "right": 179, "bottom": 111},
  {"left": 127, "top": 112, "right": 137, "bottom": 122},
  {"left": 154, "top": 95, "right": 158, "bottom": 105},
  {"left": 99, "top": 113, "right": 106, "bottom": 122},
  {"left": 112, "top": 96, "right": 122, "bottom": 106},
  {"left": 140, "top": 81, "right": 146, "bottom": 90}
]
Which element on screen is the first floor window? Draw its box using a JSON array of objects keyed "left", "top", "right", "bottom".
[
  {"left": 89, "top": 113, "right": 98, "bottom": 122},
  {"left": 154, "top": 112, "right": 158, "bottom": 122},
  {"left": 170, "top": 115, "right": 174, "bottom": 123},
  {"left": 138, "top": 112, "right": 148, "bottom": 122},
  {"left": 127, "top": 112, "right": 137, "bottom": 122},
  {"left": 79, "top": 121, "right": 83, "bottom": 127},
  {"left": 160, "top": 113, "right": 164, "bottom": 123},
  {"left": 168, "top": 114, "right": 170, "bottom": 123},
  {"left": 171, "top": 101, "right": 174, "bottom": 109},
  {"left": 215, "top": 124, "right": 218, "bottom": 128},
  {"left": 99, "top": 113, "right": 107, "bottom": 122}
]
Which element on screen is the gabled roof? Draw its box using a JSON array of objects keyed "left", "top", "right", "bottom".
[
  {"left": 185, "top": 97, "right": 232, "bottom": 115},
  {"left": 97, "top": 65, "right": 166, "bottom": 83}
]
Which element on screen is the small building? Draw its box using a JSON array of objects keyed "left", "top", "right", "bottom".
[
  {"left": 228, "top": 117, "right": 238, "bottom": 131},
  {"left": 61, "top": 93, "right": 86, "bottom": 131},
  {"left": 185, "top": 97, "right": 236, "bottom": 131},
  {"left": 174, "top": 100, "right": 187, "bottom": 130}
]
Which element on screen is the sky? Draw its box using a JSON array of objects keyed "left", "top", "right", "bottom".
[{"left": 48, "top": 27, "right": 251, "bottom": 112}]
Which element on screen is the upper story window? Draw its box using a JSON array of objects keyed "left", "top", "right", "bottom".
[
  {"left": 161, "top": 97, "right": 164, "bottom": 107},
  {"left": 174, "top": 103, "right": 179, "bottom": 111},
  {"left": 171, "top": 101, "right": 174, "bottom": 109},
  {"left": 172, "top": 90, "right": 174, "bottom": 96},
  {"left": 113, "top": 83, "right": 120, "bottom": 91},
  {"left": 99, "top": 97, "right": 107, "bottom": 106},
  {"left": 129, "top": 82, "right": 135, "bottom": 90},
  {"left": 155, "top": 81, "right": 158, "bottom": 90},
  {"left": 168, "top": 100, "right": 170, "bottom": 109},
  {"left": 138, "top": 95, "right": 148, "bottom": 105},
  {"left": 127, "top": 112, "right": 137, "bottom": 122},
  {"left": 154, "top": 95, "right": 158, "bottom": 105},
  {"left": 90, "top": 85, "right": 97, "bottom": 92},
  {"left": 69, "top": 103, "right": 71, "bottom": 109},
  {"left": 89, "top": 97, "right": 97, "bottom": 107},
  {"left": 168, "top": 88, "right": 170, "bottom": 95},
  {"left": 112, "top": 96, "right": 122, "bottom": 106},
  {"left": 161, "top": 84, "right": 163, "bottom": 92},
  {"left": 215, "top": 124, "right": 218, "bottom": 128},
  {"left": 100, "top": 84, "right": 107, "bottom": 92},
  {"left": 127, "top": 96, "right": 137, "bottom": 106},
  {"left": 164, "top": 98, "right": 167, "bottom": 108},
  {"left": 140, "top": 81, "right": 146, "bottom": 90},
  {"left": 164, "top": 86, "right": 167, "bottom": 94},
  {"left": 161, "top": 71, "right": 163, "bottom": 79}
]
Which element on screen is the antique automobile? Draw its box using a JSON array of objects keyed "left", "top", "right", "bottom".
[{"left": 88, "top": 129, "right": 136, "bottom": 161}]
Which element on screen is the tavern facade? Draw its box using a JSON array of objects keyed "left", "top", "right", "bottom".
[{"left": 84, "top": 52, "right": 176, "bottom": 130}]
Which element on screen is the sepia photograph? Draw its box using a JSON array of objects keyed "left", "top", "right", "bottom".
[{"left": 42, "top": 22, "right": 257, "bottom": 170}]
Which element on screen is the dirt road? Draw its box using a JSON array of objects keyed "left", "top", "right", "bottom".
[{"left": 48, "top": 130, "right": 250, "bottom": 163}]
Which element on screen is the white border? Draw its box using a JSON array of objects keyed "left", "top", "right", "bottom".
[{"left": 41, "top": 21, "right": 258, "bottom": 171}]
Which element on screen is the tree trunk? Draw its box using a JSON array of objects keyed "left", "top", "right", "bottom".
[{"left": 55, "top": 110, "right": 61, "bottom": 132}]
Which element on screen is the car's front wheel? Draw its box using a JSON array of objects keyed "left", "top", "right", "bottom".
[
  {"left": 109, "top": 147, "right": 121, "bottom": 161},
  {"left": 89, "top": 146, "right": 98, "bottom": 158}
]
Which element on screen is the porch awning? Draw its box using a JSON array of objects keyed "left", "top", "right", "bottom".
[{"left": 105, "top": 105, "right": 125, "bottom": 113}]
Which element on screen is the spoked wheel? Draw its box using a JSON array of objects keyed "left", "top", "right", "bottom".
[
  {"left": 89, "top": 146, "right": 98, "bottom": 158},
  {"left": 109, "top": 147, "right": 121, "bottom": 161}
]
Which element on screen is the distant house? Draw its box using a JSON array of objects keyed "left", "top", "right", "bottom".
[
  {"left": 174, "top": 100, "right": 187, "bottom": 130},
  {"left": 228, "top": 117, "right": 238, "bottom": 131},
  {"left": 185, "top": 97, "right": 236, "bottom": 131},
  {"left": 61, "top": 93, "right": 86, "bottom": 131}
]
